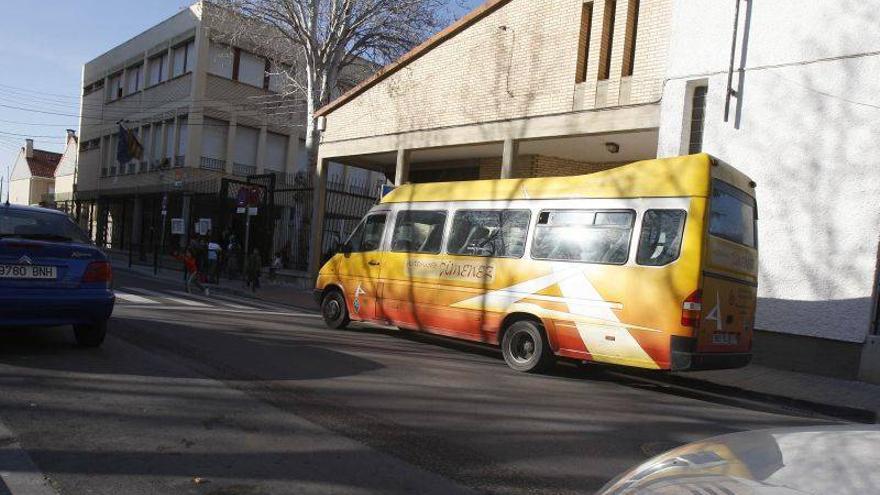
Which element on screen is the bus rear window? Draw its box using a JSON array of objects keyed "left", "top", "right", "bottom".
[{"left": 709, "top": 180, "right": 757, "bottom": 248}]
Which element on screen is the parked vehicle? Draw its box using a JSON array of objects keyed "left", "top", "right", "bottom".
[
  {"left": 597, "top": 426, "right": 880, "bottom": 494},
  {"left": 315, "top": 153, "right": 758, "bottom": 372},
  {"left": 0, "top": 203, "right": 114, "bottom": 346}
]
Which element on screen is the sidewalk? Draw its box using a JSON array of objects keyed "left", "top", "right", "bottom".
[
  {"left": 109, "top": 255, "right": 878, "bottom": 423},
  {"left": 109, "top": 255, "right": 317, "bottom": 310}
]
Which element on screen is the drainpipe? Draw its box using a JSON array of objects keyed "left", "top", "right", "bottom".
[{"left": 723, "top": 0, "right": 743, "bottom": 122}]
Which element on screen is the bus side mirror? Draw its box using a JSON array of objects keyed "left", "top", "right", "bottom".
[{"left": 339, "top": 242, "right": 352, "bottom": 255}]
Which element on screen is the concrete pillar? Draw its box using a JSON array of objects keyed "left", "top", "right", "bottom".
[
  {"left": 225, "top": 117, "right": 237, "bottom": 174},
  {"left": 285, "top": 133, "right": 301, "bottom": 176},
  {"left": 500, "top": 138, "right": 519, "bottom": 179},
  {"left": 308, "top": 156, "right": 329, "bottom": 278},
  {"left": 170, "top": 115, "right": 180, "bottom": 167},
  {"left": 255, "top": 124, "right": 268, "bottom": 173},
  {"left": 131, "top": 197, "right": 144, "bottom": 246},
  {"left": 184, "top": 26, "right": 211, "bottom": 171},
  {"left": 159, "top": 121, "right": 169, "bottom": 167},
  {"left": 394, "top": 148, "right": 411, "bottom": 185},
  {"left": 181, "top": 194, "right": 192, "bottom": 248}
]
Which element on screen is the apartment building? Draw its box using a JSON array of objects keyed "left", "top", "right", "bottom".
[
  {"left": 76, "top": 1, "right": 378, "bottom": 265},
  {"left": 7, "top": 139, "right": 60, "bottom": 206},
  {"left": 310, "top": 0, "right": 673, "bottom": 270},
  {"left": 656, "top": 0, "right": 880, "bottom": 382}
]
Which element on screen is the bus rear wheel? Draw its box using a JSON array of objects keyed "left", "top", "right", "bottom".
[
  {"left": 501, "top": 320, "right": 554, "bottom": 373},
  {"left": 321, "top": 290, "right": 350, "bottom": 329}
]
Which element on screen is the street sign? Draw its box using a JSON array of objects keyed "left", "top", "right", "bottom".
[
  {"left": 236, "top": 207, "right": 246, "bottom": 214},
  {"left": 248, "top": 207, "right": 258, "bottom": 216},
  {"left": 170, "top": 218, "right": 184, "bottom": 235}
]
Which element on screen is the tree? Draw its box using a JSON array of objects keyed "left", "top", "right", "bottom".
[{"left": 205, "top": 0, "right": 463, "bottom": 171}]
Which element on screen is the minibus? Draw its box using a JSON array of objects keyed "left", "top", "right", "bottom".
[{"left": 314, "top": 153, "right": 758, "bottom": 372}]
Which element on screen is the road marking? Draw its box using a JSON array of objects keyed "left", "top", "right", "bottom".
[
  {"left": 0, "top": 419, "right": 60, "bottom": 495},
  {"left": 121, "top": 287, "right": 208, "bottom": 307},
  {"left": 115, "top": 291, "right": 154, "bottom": 304},
  {"left": 167, "top": 291, "right": 252, "bottom": 310}
]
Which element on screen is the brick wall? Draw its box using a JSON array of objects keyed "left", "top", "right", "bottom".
[{"left": 324, "top": 0, "right": 672, "bottom": 143}]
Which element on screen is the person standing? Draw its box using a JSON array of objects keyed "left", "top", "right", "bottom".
[
  {"left": 207, "top": 238, "right": 222, "bottom": 284},
  {"left": 244, "top": 248, "right": 262, "bottom": 292}
]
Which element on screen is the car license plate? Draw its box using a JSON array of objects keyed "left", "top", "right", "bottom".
[
  {"left": 0, "top": 264, "right": 57, "bottom": 280},
  {"left": 712, "top": 332, "right": 739, "bottom": 345}
]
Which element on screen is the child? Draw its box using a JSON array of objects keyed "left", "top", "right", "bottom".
[{"left": 175, "top": 249, "right": 207, "bottom": 295}]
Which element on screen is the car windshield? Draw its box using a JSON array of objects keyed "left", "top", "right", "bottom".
[{"left": 0, "top": 208, "right": 90, "bottom": 243}]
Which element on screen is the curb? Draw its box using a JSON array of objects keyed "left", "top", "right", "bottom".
[
  {"left": 112, "top": 263, "right": 319, "bottom": 313},
  {"left": 616, "top": 368, "right": 877, "bottom": 424}
]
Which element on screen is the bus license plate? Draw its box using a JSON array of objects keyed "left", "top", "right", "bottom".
[
  {"left": 0, "top": 264, "right": 57, "bottom": 280},
  {"left": 712, "top": 332, "right": 738, "bottom": 345}
]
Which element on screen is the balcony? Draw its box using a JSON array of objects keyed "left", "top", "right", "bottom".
[
  {"left": 233, "top": 163, "right": 257, "bottom": 177},
  {"left": 200, "top": 156, "right": 225, "bottom": 171}
]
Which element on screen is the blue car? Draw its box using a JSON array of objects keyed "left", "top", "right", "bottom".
[{"left": 0, "top": 203, "right": 114, "bottom": 347}]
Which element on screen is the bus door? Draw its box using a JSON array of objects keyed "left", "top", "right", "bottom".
[
  {"left": 338, "top": 212, "right": 388, "bottom": 321},
  {"left": 698, "top": 180, "right": 758, "bottom": 353}
]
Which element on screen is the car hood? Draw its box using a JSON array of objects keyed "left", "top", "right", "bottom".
[{"left": 598, "top": 425, "right": 880, "bottom": 495}]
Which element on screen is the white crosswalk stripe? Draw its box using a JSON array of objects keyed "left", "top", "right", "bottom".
[{"left": 115, "top": 291, "right": 154, "bottom": 304}]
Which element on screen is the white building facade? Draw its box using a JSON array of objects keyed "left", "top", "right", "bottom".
[{"left": 657, "top": 0, "right": 880, "bottom": 380}]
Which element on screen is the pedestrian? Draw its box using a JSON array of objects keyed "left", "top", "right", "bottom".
[
  {"left": 270, "top": 251, "right": 282, "bottom": 282},
  {"left": 244, "top": 248, "right": 262, "bottom": 292},
  {"left": 207, "top": 238, "right": 222, "bottom": 283},
  {"left": 175, "top": 249, "right": 208, "bottom": 295}
]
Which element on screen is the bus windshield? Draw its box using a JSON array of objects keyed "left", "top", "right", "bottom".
[{"left": 709, "top": 180, "right": 757, "bottom": 248}]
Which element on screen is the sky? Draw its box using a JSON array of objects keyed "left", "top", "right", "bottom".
[{"left": 0, "top": 0, "right": 482, "bottom": 199}]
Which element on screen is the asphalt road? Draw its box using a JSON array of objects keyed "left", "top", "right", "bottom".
[{"left": 0, "top": 270, "right": 831, "bottom": 495}]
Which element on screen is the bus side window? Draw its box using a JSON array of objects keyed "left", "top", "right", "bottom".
[
  {"left": 531, "top": 209, "right": 634, "bottom": 265},
  {"left": 636, "top": 210, "right": 686, "bottom": 266},
  {"left": 447, "top": 209, "right": 530, "bottom": 258},
  {"left": 391, "top": 210, "right": 447, "bottom": 254}
]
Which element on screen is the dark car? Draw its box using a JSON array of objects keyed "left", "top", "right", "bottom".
[{"left": 0, "top": 203, "right": 114, "bottom": 346}]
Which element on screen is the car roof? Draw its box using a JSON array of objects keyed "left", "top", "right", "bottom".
[{"left": 0, "top": 203, "right": 67, "bottom": 216}]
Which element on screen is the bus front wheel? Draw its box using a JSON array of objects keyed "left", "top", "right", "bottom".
[
  {"left": 501, "top": 320, "right": 554, "bottom": 373},
  {"left": 321, "top": 290, "right": 350, "bottom": 329}
]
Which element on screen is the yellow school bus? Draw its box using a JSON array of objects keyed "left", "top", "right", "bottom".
[{"left": 314, "top": 153, "right": 758, "bottom": 372}]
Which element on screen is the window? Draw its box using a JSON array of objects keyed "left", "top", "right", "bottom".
[
  {"left": 709, "top": 180, "right": 757, "bottom": 248},
  {"left": 125, "top": 65, "right": 141, "bottom": 95},
  {"left": 176, "top": 117, "right": 188, "bottom": 157},
  {"left": 107, "top": 73, "right": 122, "bottom": 101},
  {"left": 201, "top": 117, "right": 228, "bottom": 161},
  {"left": 83, "top": 79, "right": 104, "bottom": 97},
  {"left": 688, "top": 85, "right": 708, "bottom": 154},
  {"left": 234, "top": 125, "right": 259, "bottom": 166},
  {"left": 597, "top": 0, "right": 616, "bottom": 80},
  {"left": 391, "top": 210, "right": 447, "bottom": 254},
  {"left": 575, "top": 2, "right": 594, "bottom": 83},
  {"left": 621, "top": 0, "right": 640, "bottom": 76},
  {"left": 171, "top": 40, "right": 194, "bottom": 78},
  {"left": 147, "top": 53, "right": 167, "bottom": 86},
  {"left": 208, "top": 43, "right": 234, "bottom": 79},
  {"left": 531, "top": 209, "right": 634, "bottom": 264},
  {"left": 0, "top": 208, "right": 90, "bottom": 243},
  {"left": 346, "top": 214, "right": 387, "bottom": 253},
  {"left": 448, "top": 210, "right": 530, "bottom": 258},
  {"left": 238, "top": 51, "right": 266, "bottom": 87},
  {"left": 266, "top": 132, "right": 288, "bottom": 172},
  {"left": 637, "top": 210, "right": 686, "bottom": 266},
  {"left": 163, "top": 122, "right": 174, "bottom": 160}
]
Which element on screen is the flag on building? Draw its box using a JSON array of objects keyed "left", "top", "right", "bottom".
[{"left": 116, "top": 124, "right": 143, "bottom": 164}]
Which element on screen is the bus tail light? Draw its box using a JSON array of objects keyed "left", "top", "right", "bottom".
[
  {"left": 681, "top": 290, "right": 702, "bottom": 327},
  {"left": 82, "top": 261, "right": 113, "bottom": 285}
]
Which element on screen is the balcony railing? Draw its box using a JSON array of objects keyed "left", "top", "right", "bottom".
[
  {"left": 200, "top": 156, "right": 225, "bottom": 171},
  {"left": 233, "top": 163, "right": 257, "bottom": 177}
]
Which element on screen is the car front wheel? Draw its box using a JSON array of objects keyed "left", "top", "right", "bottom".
[
  {"left": 321, "top": 290, "right": 350, "bottom": 329},
  {"left": 74, "top": 321, "right": 107, "bottom": 347}
]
